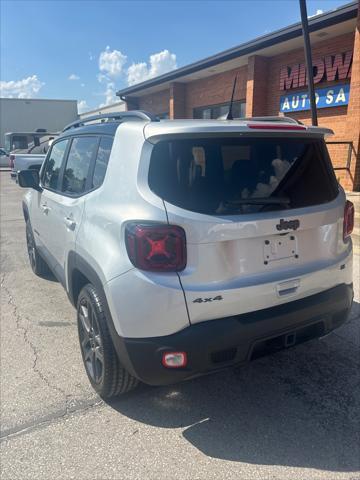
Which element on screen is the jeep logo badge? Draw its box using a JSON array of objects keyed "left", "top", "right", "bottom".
[{"left": 276, "top": 218, "right": 300, "bottom": 231}]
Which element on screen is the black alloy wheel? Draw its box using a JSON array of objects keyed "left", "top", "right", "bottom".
[
  {"left": 77, "top": 284, "right": 139, "bottom": 397},
  {"left": 78, "top": 298, "right": 104, "bottom": 385}
]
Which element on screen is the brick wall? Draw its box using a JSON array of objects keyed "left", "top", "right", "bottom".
[
  {"left": 347, "top": 2, "right": 360, "bottom": 191},
  {"left": 264, "top": 32, "right": 358, "bottom": 190},
  {"left": 170, "top": 82, "right": 186, "bottom": 119},
  {"left": 184, "top": 66, "right": 248, "bottom": 118},
  {"left": 138, "top": 90, "right": 170, "bottom": 116},
  {"left": 126, "top": 17, "right": 359, "bottom": 190},
  {"left": 246, "top": 55, "right": 269, "bottom": 117}
]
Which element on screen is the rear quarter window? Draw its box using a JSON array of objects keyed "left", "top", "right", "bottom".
[{"left": 92, "top": 136, "right": 113, "bottom": 188}]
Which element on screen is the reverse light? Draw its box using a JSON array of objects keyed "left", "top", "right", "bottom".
[
  {"left": 343, "top": 200, "right": 354, "bottom": 241},
  {"left": 162, "top": 352, "right": 187, "bottom": 368},
  {"left": 125, "top": 223, "right": 186, "bottom": 272}
]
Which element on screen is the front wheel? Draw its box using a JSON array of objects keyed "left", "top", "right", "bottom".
[{"left": 77, "top": 284, "right": 139, "bottom": 398}]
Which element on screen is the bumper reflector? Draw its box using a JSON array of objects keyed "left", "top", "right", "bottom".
[{"left": 162, "top": 352, "right": 187, "bottom": 368}]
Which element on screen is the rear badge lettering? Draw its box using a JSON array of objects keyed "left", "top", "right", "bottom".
[
  {"left": 276, "top": 218, "right": 300, "bottom": 231},
  {"left": 193, "top": 295, "right": 223, "bottom": 304}
]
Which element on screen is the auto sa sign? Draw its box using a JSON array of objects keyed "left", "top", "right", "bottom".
[{"left": 280, "top": 83, "right": 350, "bottom": 113}]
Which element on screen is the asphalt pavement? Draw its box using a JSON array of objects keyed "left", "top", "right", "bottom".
[{"left": 0, "top": 171, "right": 359, "bottom": 480}]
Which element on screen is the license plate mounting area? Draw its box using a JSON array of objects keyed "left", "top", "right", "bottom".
[{"left": 263, "top": 235, "right": 298, "bottom": 264}]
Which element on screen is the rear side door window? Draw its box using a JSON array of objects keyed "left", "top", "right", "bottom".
[
  {"left": 41, "top": 139, "right": 69, "bottom": 191},
  {"left": 11, "top": 135, "right": 28, "bottom": 150},
  {"left": 62, "top": 136, "right": 98, "bottom": 195},
  {"left": 92, "top": 136, "right": 113, "bottom": 188}
]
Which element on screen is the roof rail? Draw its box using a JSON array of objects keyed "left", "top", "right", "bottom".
[
  {"left": 241, "top": 116, "right": 303, "bottom": 125},
  {"left": 62, "top": 110, "right": 159, "bottom": 132}
]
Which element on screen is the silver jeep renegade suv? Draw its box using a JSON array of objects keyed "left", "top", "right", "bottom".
[{"left": 18, "top": 111, "right": 354, "bottom": 398}]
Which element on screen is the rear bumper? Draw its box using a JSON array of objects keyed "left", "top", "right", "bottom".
[{"left": 113, "top": 283, "right": 353, "bottom": 386}]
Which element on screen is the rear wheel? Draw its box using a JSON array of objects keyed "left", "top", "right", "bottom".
[
  {"left": 77, "top": 284, "right": 139, "bottom": 398},
  {"left": 25, "top": 220, "right": 51, "bottom": 277}
]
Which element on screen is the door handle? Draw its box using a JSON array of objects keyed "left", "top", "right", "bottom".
[
  {"left": 64, "top": 217, "right": 76, "bottom": 230},
  {"left": 41, "top": 203, "right": 50, "bottom": 214}
]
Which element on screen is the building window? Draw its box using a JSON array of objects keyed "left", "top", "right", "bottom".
[
  {"left": 157, "top": 112, "right": 169, "bottom": 119},
  {"left": 193, "top": 101, "right": 246, "bottom": 119}
]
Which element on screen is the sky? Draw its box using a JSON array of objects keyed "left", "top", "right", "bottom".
[{"left": 0, "top": 0, "right": 352, "bottom": 113}]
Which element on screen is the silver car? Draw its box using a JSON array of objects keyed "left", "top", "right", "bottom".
[
  {"left": 18, "top": 112, "right": 354, "bottom": 398},
  {"left": 0, "top": 148, "right": 9, "bottom": 167}
]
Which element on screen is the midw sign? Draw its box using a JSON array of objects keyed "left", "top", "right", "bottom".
[{"left": 279, "top": 51, "right": 352, "bottom": 91}]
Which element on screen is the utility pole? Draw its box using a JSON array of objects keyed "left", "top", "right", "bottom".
[{"left": 299, "top": 0, "right": 318, "bottom": 126}]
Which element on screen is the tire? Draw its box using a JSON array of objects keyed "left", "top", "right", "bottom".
[
  {"left": 25, "top": 220, "right": 51, "bottom": 277},
  {"left": 77, "top": 284, "right": 139, "bottom": 398}
]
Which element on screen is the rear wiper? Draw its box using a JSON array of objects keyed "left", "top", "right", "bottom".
[{"left": 224, "top": 196, "right": 290, "bottom": 206}]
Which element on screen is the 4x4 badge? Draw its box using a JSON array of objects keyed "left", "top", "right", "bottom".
[
  {"left": 276, "top": 218, "right": 300, "bottom": 231},
  {"left": 193, "top": 296, "right": 223, "bottom": 304}
]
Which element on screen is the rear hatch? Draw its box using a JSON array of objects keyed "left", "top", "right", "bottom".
[{"left": 147, "top": 129, "right": 349, "bottom": 324}]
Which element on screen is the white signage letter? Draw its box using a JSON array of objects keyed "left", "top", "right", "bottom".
[
  {"left": 282, "top": 98, "right": 290, "bottom": 110},
  {"left": 326, "top": 90, "right": 334, "bottom": 104},
  {"left": 335, "top": 88, "right": 346, "bottom": 103},
  {"left": 291, "top": 96, "right": 299, "bottom": 109}
]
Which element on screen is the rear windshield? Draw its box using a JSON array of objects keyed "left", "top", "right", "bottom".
[{"left": 148, "top": 136, "right": 338, "bottom": 215}]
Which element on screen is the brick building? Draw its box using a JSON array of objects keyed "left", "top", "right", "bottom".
[{"left": 117, "top": 1, "right": 360, "bottom": 191}]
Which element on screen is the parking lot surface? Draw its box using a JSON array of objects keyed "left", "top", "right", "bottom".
[{"left": 1, "top": 172, "right": 359, "bottom": 480}]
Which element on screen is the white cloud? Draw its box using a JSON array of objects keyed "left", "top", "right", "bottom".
[
  {"left": 99, "top": 46, "right": 127, "bottom": 79},
  {"left": 98, "top": 82, "right": 118, "bottom": 107},
  {"left": 127, "top": 49, "right": 177, "bottom": 86},
  {"left": 77, "top": 100, "right": 89, "bottom": 113},
  {"left": 68, "top": 73, "right": 80, "bottom": 80},
  {"left": 97, "top": 73, "right": 107, "bottom": 84},
  {"left": 127, "top": 62, "right": 148, "bottom": 87},
  {"left": 309, "top": 9, "right": 324, "bottom": 17},
  {"left": 97, "top": 46, "right": 127, "bottom": 107},
  {"left": 0, "top": 75, "right": 44, "bottom": 98},
  {"left": 96, "top": 46, "right": 177, "bottom": 106}
]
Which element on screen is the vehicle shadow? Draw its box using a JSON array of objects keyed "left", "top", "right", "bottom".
[{"left": 108, "top": 305, "right": 360, "bottom": 472}]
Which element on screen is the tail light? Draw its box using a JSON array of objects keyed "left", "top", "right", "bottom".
[
  {"left": 9, "top": 154, "right": 15, "bottom": 169},
  {"left": 343, "top": 200, "right": 354, "bottom": 241},
  {"left": 125, "top": 223, "right": 186, "bottom": 272}
]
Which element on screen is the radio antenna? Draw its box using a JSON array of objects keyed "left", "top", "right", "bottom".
[{"left": 226, "top": 75, "right": 238, "bottom": 120}]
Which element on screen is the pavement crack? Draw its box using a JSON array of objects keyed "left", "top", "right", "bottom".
[
  {"left": 1, "top": 274, "right": 70, "bottom": 403},
  {"left": 0, "top": 398, "right": 103, "bottom": 441}
]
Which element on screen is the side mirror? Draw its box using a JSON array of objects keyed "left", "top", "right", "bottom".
[{"left": 18, "top": 170, "right": 42, "bottom": 192}]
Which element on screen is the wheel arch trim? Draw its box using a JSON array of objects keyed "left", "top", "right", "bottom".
[
  {"left": 22, "top": 201, "right": 29, "bottom": 222},
  {"left": 67, "top": 251, "right": 139, "bottom": 379}
]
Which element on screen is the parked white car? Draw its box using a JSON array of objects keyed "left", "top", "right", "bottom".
[
  {"left": 7, "top": 132, "right": 57, "bottom": 180},
  {"left": 0, "top": 148, "right": 9, "bottom": 167},
  {"left": 10, "top": 154, "right": 46, "bottom": 181},
  {"left": 18, "top": 112, "right": 354, "bottom": 398}
]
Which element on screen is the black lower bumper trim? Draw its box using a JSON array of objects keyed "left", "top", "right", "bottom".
[{"left": 113, "top": 283, "right": 353, "bottom": 386}]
